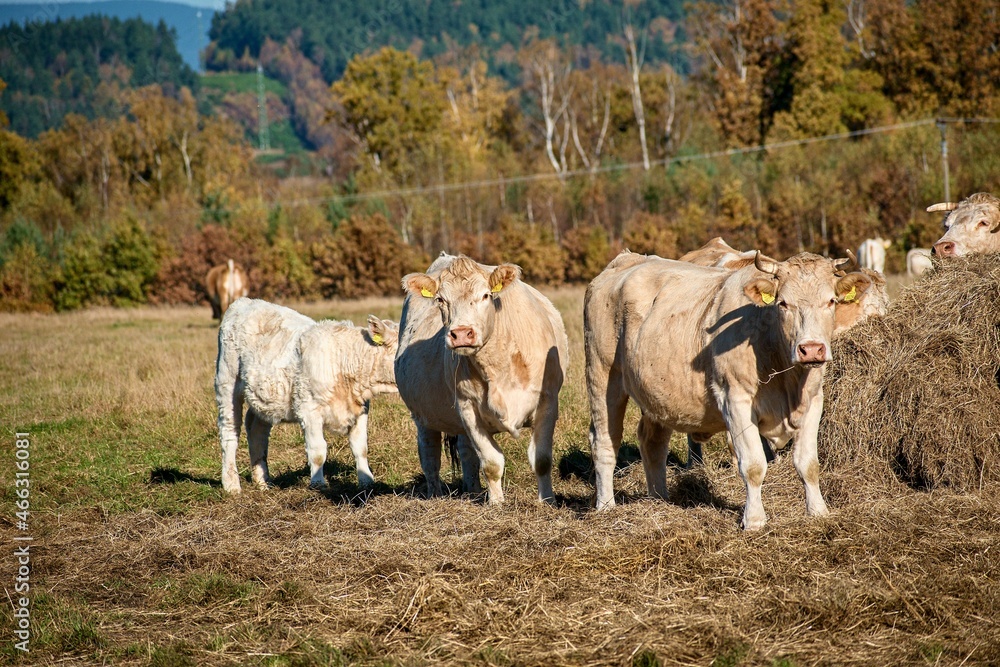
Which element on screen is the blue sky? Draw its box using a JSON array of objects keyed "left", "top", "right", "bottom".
[{"left": 0, "top": 0, "right": 226, "bottom": 8}]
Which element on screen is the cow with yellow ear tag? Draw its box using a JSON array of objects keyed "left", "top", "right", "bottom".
[{"left": 395, "top": 253, "right": 569, "bottom": 505}]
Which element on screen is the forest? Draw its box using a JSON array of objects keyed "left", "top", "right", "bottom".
[
  {"left": 0, "top": 15, "right": 197, "bottom": 137},
  {"left": 0, "top": 0, "right": 999, "bottom": 313}
]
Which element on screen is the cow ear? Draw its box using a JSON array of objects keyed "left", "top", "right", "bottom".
[
  {"left": 836, "top": 273, "right": 872, "bottom": 303},
  {"left": 744, "top": 278, "right": 778, "bottom": 306},
  {"left": 367, "top": 315, "right": 387, "bottom": 345},
  {"left": 402, "top": 273, "right": 438, "bottom": 298},
  {"left": 489, "top": 264, "right": 522, "bottom": 294}
]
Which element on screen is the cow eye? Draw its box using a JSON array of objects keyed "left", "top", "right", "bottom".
[
  {"left": 435, "top": 295, "right": 445, "bottom": 304},
  {"left": 828, "top": 298, "right": 836, "bottom": 307},
  {"left": 979, "top": 219, "right": 989, "bottom": 227},
  {"left": 778, "top": 300, "right": 788, "bottom": 309},
  {"left": 482, "top": 292, "right": 491, "bottom": 301}
]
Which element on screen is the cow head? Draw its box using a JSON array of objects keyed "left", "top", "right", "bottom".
[
  {"left": 403, "top": 256, "right": 521, "bottom": 356},
  {"left": 929, "top": 193, "right": 1000, "bottom": 257},
  {"left": 744, "top": 252, "right": 872, "bottom": 366},
  {"left": 366, "top": 315, "right": 400, "bottom": 392}
]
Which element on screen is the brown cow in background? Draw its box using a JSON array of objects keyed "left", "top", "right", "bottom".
[{"left": 205, "top": 259, "right": 250, "bottom": 319}]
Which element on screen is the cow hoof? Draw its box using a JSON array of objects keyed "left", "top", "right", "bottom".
[
  {"left": 308, "top": 480, "right": 329, "bottom": 490},
  {"left": 741, "top": 516, "right": 767, "bottom": 531}
]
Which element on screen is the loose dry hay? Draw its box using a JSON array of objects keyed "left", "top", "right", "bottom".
[{"left": 821, "top": 253, "right": 1000, "bottom": 492}]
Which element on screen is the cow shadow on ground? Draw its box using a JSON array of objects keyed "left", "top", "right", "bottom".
[
  {"left": 555, "top": 443, "right": 737, "bottom": 512},
  {"left": 149, "top": 467, "right": 222, "bottom": 488}
]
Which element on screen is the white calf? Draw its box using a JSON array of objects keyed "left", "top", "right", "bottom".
[{"left": 215, "top": 298, "right": 398, "bottom": 493}]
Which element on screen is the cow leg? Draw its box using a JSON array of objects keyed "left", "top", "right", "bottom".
[
  {"left": 528, "top": 393, "right": 558, "bottom": 505},
  {"left": 637, "top": 415, "right": 670, "bottom": 500},
  {"left": 722, "top": 395, "right": 769, "bottom": 530},
  {"left": 245, "top": 409, "right": 272, "bottom": 489},
  {"left": 792, "top": 391, "right": 829, "bottom": 518},
  {"left": 347, "top": 403, "right": 375, "bottom": 488},
  {"left": 417, "top": 425, "right": 444, "bottom": 497},
  {"left": 300, "top": 414, "right": 329, "bottom": 489},
  {"left": 210, "top": 298, "right": 222, "bottom": 320},
  {"left": 458, "top": 407, "right": 506, "bottom": 504},
  {"left": 216, "top": 356, "right": 243, "bottom": 494},
  {"left": 588, "top": 372, "right": 629, "bottom": 510},
  {"left": 455, "top": 434, "right": 483, "bottom": 494}
]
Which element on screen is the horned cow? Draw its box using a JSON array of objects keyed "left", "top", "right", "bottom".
[
  {"left": 215, "top": 298, "right": 399, "bottom": 493},
  {"left": 585, "top": 251, "right": 871, "bottom": 530},
  {"left": 395, "top": 253, "right": 568, "bottom": 505},
  {"left": 929, "top": 192, "right": 1000, "bottom": 257}
]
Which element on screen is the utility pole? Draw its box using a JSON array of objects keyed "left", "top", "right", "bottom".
[
  {"left": 936, "top": 118, "right": 950, "bottom": 202},
  {"left": 257, "top": 62, "right": 270, "bottom": 151}
]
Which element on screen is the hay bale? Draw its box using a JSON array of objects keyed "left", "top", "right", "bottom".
[{"left": 821, "top": 254, "right": 1000, "bottom": 491}]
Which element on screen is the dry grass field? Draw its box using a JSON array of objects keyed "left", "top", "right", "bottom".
[{"left": 1, "top": 278, "right": 999, "bottom": 666}]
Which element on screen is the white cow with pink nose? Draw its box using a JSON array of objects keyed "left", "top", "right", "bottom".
[
  {"left": 395, "top": 253, "right": 569, "bottom": 505},
  {"left": 929, "top": 192, "right": 1000, "bottom": 257}
]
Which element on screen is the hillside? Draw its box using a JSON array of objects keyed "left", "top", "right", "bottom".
[
  {"left": 0, "top": 1, "right": 214, "bottom": 71},
  {"left": 0, "top": 14, "right": 197, "bottom": 137},
  {"left": 206, "top": 0, "right": 688, "bottom": 83}
]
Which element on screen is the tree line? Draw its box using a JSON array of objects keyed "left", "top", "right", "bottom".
[{"left": 0, "top": 0, "right": 999, "bottom": 313}]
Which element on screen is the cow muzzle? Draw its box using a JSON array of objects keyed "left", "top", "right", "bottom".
[
  {"left": 932, "top": 240, "right": 956, "bottom": 257},
  {"left": 447, "top": 326, "right": 478, "bottom": 352},
  {"left": 795, "top": 341, "right": 829, "bottom": 365}
]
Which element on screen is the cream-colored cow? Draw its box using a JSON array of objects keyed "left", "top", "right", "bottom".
[
  {"left": 215, "top": 298, "right": 398, "bottom": 493},
  {"left": 585, "top": 251, "right": 870, "bottom": 529},
  {"left": 679, "top": 238, "right": 890, "bottom": 467},
  {"left": 929, "top": 193, "right": 1000, "bottom": 257},
  {"left": 205, "top": 259, "right": 250, "bottom": 319},
  {"left": 395, "top": 253, "right": 568, "bottom": 505}
]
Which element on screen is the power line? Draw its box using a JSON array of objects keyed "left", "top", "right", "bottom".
[{"left": 282, "top": 117, "right": 976, "bottom": 207}]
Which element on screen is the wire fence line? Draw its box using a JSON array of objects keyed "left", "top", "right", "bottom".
[{"left": 271, "top": 116, "right": 997, "bottom": 208}]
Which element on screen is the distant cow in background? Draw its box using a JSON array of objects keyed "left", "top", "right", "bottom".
[
  {"left": 906, "top": 248, "right": 933, "bottom": 278},
  {"left": 929, "top": 193, "right": 1000, "bottom": 257},
  {"left": 206, "top": 259, "right": 250, "bottom": 319},
  {"left": 215, "top": 298, "right": 399, "bottom": 493},
  {"left": 857, "top": 237, "right": 892, "bottom": 273}
]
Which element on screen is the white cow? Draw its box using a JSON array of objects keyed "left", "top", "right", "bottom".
[
  {"left": 215, "top": 298, "right": 399, "bottom": 493},
  {"left": 585, "top": 251, "right": 871, "bottom": 529},
  {"left": 857, "top": 237, "right": 892, "bottom": 274},
  {"left": 906, "top": 248, "right": 933, "bottom": 278},
  {"left": 395, "top": 253, "right": 568, "bottom": 504},
  {"left": 929, "top": 193, "right": 1000, "bottom": 257}
]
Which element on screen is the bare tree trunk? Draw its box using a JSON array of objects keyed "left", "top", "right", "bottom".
[{"left": 624, "top": 23, "right": 650, "bottom": 171}]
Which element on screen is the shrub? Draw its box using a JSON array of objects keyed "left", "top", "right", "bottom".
[
  {"left": 561, "top": 225, "right": 613, "bottom": 282},
  {"left": 0, "top": 243, "right": 53, "bottom": 312},
  {"left": 497, "top": 216, "right": 565, "bottom": 286},
  {"left": 311, "top": 213, "right": 426, "bottom": 299},
  {"left": 623, "top": 212, "right": 679, "bottom": 258}
]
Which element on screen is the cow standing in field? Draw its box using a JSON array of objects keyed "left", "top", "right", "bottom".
[
  {"left": 206, "top": 259, "right": 250, "bottom": 319},
  {"left": 678, "top": 238, "right": 889, "bottom": 467},
  {"left": 857, "top": 237, "right": 892, "bottom": 274},
  {"left": 906, "top": 248, "right": 933, "bottom": 278},
  {"left": 929, "top": 193, "right": 1000, "bottom": 257},
  {"left": 585, "top": 251, "right": 871, "bottom": 529},
  {"left": 215, "top": 298, "right": 399, "bottom": 493},
  {"left": 395, "top": 254, "right": 568, "bottom": 505}
]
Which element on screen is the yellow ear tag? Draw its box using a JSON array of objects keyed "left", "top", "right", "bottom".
[
  {"left": 371, "top": 333, "right": 384, "bottom": 345},
  {"left": 491, "top": 282, "right": 503, "bottom": 293},
  {"left": 842, "top": 285, "right": 857, "bottom": 303},
  {"left": 761, "top": 292, "right": 775, "bottom": 305},
  {"left": 420, "top": 288, "right": 434, "bottom": 298}
]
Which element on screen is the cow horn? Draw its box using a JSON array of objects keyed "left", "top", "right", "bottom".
[
  {"left": 926, "top": 202, "right": 958, "bottom": 213},
  {"left": 753, "top": 251, "right": 778, "bottom": 275},
  {"left": 835, "top": 249, "right": 859, "bottom": 273}
]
